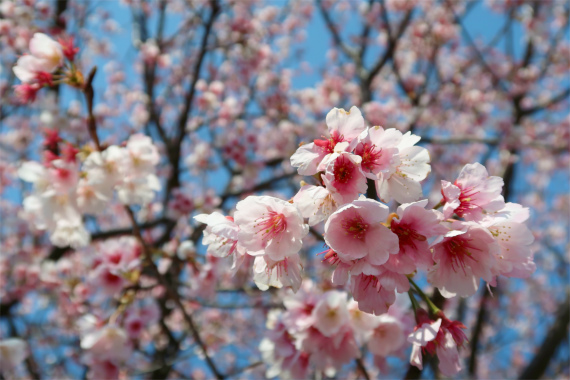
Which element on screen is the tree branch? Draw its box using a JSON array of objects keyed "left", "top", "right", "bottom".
[
  {"left": 518, "top": 292, "right": 570, "bottom": 379},
  {"left": 317, "top": 0, "right": 358, "bottom": 61}
]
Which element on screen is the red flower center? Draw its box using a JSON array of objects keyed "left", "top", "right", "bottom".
[
  {"left": 355, "top": 142, "right": 383, "bottom": 172},
  {"left": 342, "top": 215, "right": 369, "bottom": 240},
  {"left": 314, "top": 130, "right": 344, "bottom": 154}
]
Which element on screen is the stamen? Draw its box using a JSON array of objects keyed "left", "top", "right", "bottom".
[
  {"left": 391, "top": 221, "right": 427, "bottom": 252},
  {"left": 342, "top": 215, "right": 369, "bottom": 240},
  {"left": 333, "top": 155, "right": 354, "bottom": 184},
  {"left": 254, "top": 211, "right": 287, "bottom": 242},
  {"left": 445, "top": 237, "right": 480, "bottom": 275},
  {"left": 356, "top": 143, "right": 383, "bottom": 172},
  {"left": 313, "top": 130, "right": 345, "bottom": 154}
]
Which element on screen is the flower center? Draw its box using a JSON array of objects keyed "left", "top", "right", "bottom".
[
  {"left": 313, "top": 130, "right": 344, "bottom": 154},
  {"left": 355, "top": 142, "right": 383, "bottom": 172},
  {"left": 444, "top": 237, "right": 479, "bottom": 274},
  {"left": 342, "top": 215, "right": 369, "bottom": 240},
  {"left": 454, "top": 182, "right": 481, "bottom": 216},
  {"left": 360, "top": 274, "right": 381, "bottom": 292},
  {"left": 254, "top": 211, "right": 287, "bottom": 241},
  {"left": 333, "top": 155, "right": 354, "bottom": 184},
  {"left": 391, "top": 220, "right": 426, "bottom": 252}
]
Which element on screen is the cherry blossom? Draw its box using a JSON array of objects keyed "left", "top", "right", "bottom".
[
  {"left": 384, "top": 200, "right": 446, "bottom": 274},
  {"left": 324, "top": 197, "right": 399, "bottom": 265},
  {"left": 13, "top": 33, "right": 64, "bottom": 84},
  {"left": 80, "top": 325, "right": 132, "bottom": 363},
  {"left": 312, "top": 290, "right": 350, "bottom": 337},
  {"left": 234, "top": 195, "right": 308, "bottom": 261},
  {"left": 292, "top": 184, "right": 338, "bottom": 226},
  {"left": 441, "top": 162, "right": 505, "bottom": 221},
  {"left": 369, "top": 128, "right": 431, "bottom": 204},
  {"left": 367, "top": 314, "right": 406, "bottom": 357},
  {"left": 253, "top": 255, "right": 303, "bottom": 293},
  {"left": 290, "top": 106, "right": 366, "bottom": 175},
  {"left": 194, "top": 212, "right": 242, "bottom": 258},
  {"left": 322, "top": 152, "right": 367, "bottom": 205},
  {"left": 428, "top": 222, "right": 499, "bottom": 298},
  {"left": 408, "top": 310, "right": 467, "bottom": 376}
]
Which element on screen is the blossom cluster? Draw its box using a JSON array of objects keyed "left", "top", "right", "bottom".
[
  {"left": 259, "top": 281, "right": 470, "bottom": 378},
  {"left": 19, "top": 131, "right": 161, "bottom": 248},
  {"left": 76, "top": 298, "right": 160, "bottom": 379},
  {"left": 259, "top": 282, "right": 411, "bottom": 378},
  {"left": 196, "top": 105, "right": 535, "bottom": 374},
  {"left": 13, "top": 33, "right": 79, "bottom": 103}
]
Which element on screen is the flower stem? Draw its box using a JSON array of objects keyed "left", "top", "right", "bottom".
[
  {"left": 408, "top": 278, "right": 441, "bottom": 315},
  {"left": 408, "top": 290, "right": 421, "bottom": 319}
]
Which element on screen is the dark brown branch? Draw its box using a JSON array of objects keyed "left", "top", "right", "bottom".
[
  {"left": 317, "top": 0, "right": 358, "bottom": 61},
  {"left": 521, "top": 87, "right": 570, "bottom": 116},
  {"left": 221, "top": 172, "right": 296, "bottom": 202},
  {"left": 445, "top": 0, "right": 508, "bottom": 92},
  {"left": 355, "top": 358, "right": 371, "bottom": 380},
  {"left": 364, "top": 6, "right": 413, "bottom": 101},
  {"left": 518, "top": 292, "right": 570, "bottom": 379},
  {"left": 225, "top": 361, "right": 263, "bottom": 378},
  {"left": 124, "top": 207, "right": 225, "bottom": 380},
  {"left": 167, "top": 0, "right": 220, "bottom": 198},
  {"left": 468, "top": 286, "right": 492, "bottom": 375}
]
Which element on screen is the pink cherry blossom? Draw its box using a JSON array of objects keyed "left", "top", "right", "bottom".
[
  {"left": 76, "top": 178, "right": 112, "bottom": 214},
  {"left": 80, "top": 325, "right": 132, "bottom": 362},
  {"left": 194, "top": 212, "right": 241, "bottom": 258},
  {"left": 13, "top": 55, "right": 50, "bottom": 83},
  {"left": 322, "top": 152, "right": 367, "bottom": 205},
  {"left": 355, "top": 127, "right": 400, "bottom": 179},
  {"left": 408, "top": 310, "right": 466, "bottom": 376},
  {"left": 13, "top": 83, "right": 40, "bottom": 103},
  {"left": 441, "top": 162, "right": 505, "bottom": 221},
  {"left": 384, "top": 200, "right": 446, "bottom": 274},
  {"left": 325, "top": 106, "right": 367, "bottom": 143},
  {"left": 252, "top": 254, "right": 303, "bottom": 293},
  {"left": 367, "top": 314, "right": 406, "bottom": 357},
  {"left": 293, "top": 184, "right": 338, "bottom": 226},
  {"left": 324, "top": 198, "right": 399, "bottom": 265},
  {"left": 312, "top": 290, "right": 350, "bottom": 337},
  {"left": 364, "top": 127, "right": 430, "bottom": 204},
  {"left": 408, "top": 318, "right": 442, "bottom": 371},
  {"left": 481, "top": 203, "right": 536, "bottom": 280},
  {"left": 290, "top": 106, "right": 366, "bottom": 175},
  {"left": 235, "top": 195, "right": 308, "bottom": 261},
  {"left": 28, "top": 33, "right": 64, "bottom": 72},
  {"left": 347, "top": 299, "right": 381, "bottom": 340},
  {"left": 350, "top": 267, "right": 410, "bottom": 315},
  {"left": 301, "top": 324, "right": 361, "bottom": 374},
  {"left": 13, "top": 33, "right": 64, "bottom": 84},
  {"left": 428, "top": 221, "right": 499, "bottom": 298}
]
